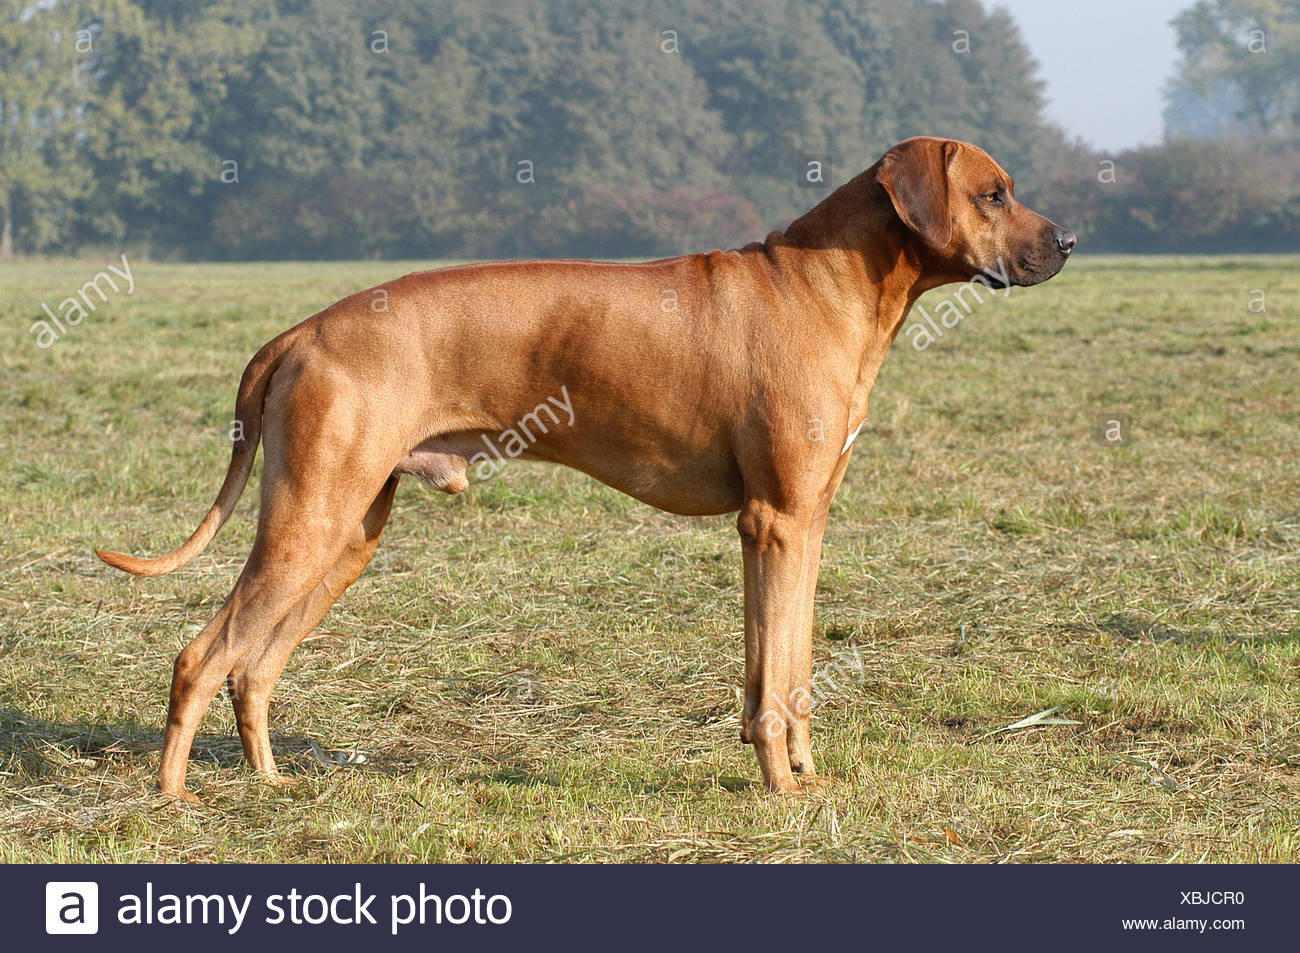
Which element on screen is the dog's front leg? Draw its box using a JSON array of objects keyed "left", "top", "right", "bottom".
[
  {"left": 737, "top": 499, "right": 813, "bottom": 793},
  {"left": 784, "top": 515, "right": 827, "bottom": 778},
  {"left": 785, "top": 450, "right": 851, "bottom": 778}
]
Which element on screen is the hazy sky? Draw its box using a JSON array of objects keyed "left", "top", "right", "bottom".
[{"left": 993, "top": 0, "right": 1192, "bottom": 153}]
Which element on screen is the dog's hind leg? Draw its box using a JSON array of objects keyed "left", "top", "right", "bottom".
[
  {"left": 227, "top": 476, "right": 399, "bottom": 783},
  {"left": 157, "top": 423, "right": 397, "bottom": 803}
]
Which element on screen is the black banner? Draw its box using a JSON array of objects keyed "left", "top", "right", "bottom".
[{"left": 10, "top": 864, "right": 1287, "bottom": 950}]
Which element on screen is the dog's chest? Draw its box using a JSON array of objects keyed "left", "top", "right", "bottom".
[{"left": 841, "top": 421, "right": 865, "bottom": 454}]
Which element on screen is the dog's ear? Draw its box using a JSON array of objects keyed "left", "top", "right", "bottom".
[{"left": 875, "top": 138, "right": 959, "bottom": 250}]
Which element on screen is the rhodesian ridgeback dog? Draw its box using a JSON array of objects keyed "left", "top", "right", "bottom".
[{"left": 98, "top": 137, "right": 1075, "bottom": 803}]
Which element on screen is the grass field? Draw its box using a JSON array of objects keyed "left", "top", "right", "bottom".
[{"left": 1, "top": 255, "right": 1298, "bottom": 863}]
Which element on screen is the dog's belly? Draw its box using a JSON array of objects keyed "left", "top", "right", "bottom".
[
  {"left": 395, "top": 432, "right": 745, "bottom": 516},
  {"left": 552, "top": 447, "right": 746, "bottom": 516}
]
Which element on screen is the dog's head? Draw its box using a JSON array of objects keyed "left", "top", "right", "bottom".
[{"left": 875, "top": 136, "right": 1074, "bottom": 287}]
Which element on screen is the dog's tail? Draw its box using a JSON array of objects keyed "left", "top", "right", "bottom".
[{"left": 95, "top": 327, "right": 299, "bottom": 577}]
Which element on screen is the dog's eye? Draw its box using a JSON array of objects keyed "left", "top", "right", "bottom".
[{"left": 981, "top": 191, "right": 1002, "bottom": 206}]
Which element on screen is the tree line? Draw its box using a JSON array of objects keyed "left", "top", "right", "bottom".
[{"left": 2, "top": 0, "right": 1297, "bottom": 261}]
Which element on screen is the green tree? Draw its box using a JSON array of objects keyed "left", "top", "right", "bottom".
[
  {"left": 12, "top": 0, "right": 1228, "bottom": 258},
  {"left": 1121, "top": 138, "right": 1275, "bottom": 248},
  {"left": 0, "top": 0, "right": 98, "bottom": 257},
  {"left": 78, "top": 0, "right": 269, "bottom": 252},
  {"left": 1169, "top": 0, "right": 1300, "bottom": 136},
  {"left": 464, "top": 0, "right": 742, "bottom": 255}
]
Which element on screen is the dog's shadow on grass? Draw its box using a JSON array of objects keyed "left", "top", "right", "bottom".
[
  {"left": 0, "top": 706, "right": 314, "bottom": 782},
  {"left": 1100, "top": 614, "right": 1300, "bottom": 646}
]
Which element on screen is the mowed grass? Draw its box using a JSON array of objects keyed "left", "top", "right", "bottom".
[{"left": 1, "top": 255, "right": 1298, "bottom": 863}]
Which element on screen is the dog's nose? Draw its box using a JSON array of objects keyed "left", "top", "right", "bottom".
[{"left": 1055, "top": 228, "right": 1077, "bottom": 256}]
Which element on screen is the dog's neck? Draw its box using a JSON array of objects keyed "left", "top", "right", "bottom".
[
  {"left": 751, "top": 167, "right": 974, "bottom": 429},
  {"left": 780, "top": 166, "right": 960, "bottom": 307},
  {"left": 769, "top": 171, "right": 960, "bottom": 397}
]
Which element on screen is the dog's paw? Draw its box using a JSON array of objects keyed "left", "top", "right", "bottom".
[
  {"left": 765, "top": 778, "right": 802, "bottom": 795},
  {"left": 788, "top": 748, "right": 816, "bottom": 776},
  {"left": 160, "top": 787, "right": 204, "bottom": 807}
]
